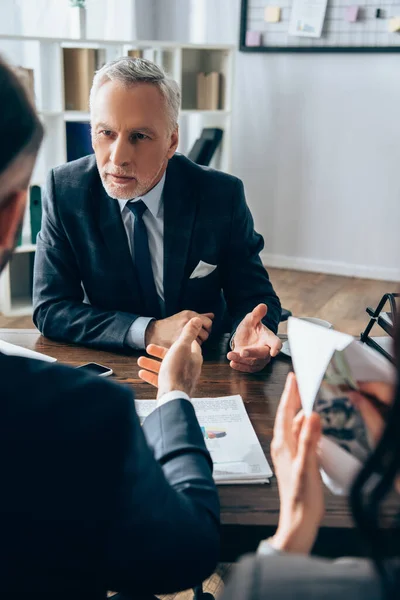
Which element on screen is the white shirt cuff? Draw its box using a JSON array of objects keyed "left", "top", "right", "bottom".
[
  {"left": 157, "top": 390, "right": 191, "bottom": 407},
  {"left": 125, "top": 317, "right": 154, "bottom": 349}
]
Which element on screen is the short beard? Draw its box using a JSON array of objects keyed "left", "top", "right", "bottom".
[
  {"left": 100, "top": 162, "right": 167, "bottom": 200},
  {"left": 100, "top": 178, "right": 137, "bottom": 201}
]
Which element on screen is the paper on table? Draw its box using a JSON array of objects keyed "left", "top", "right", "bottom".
[
  {"left": 289, "top": 0, "right": 328, "bottom": 38},
  {"left": 288, "top": 317, "right": 395, "bottom": 495},
  {"left": 135, "top": 395, "right": 272, "bottom": 484},
  {"left": 0, "top": 340, "right": 56, "bottom": 363}
]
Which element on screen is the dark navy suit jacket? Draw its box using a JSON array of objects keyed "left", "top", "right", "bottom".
[
  {"left": 33, "top": 154, "right": 281, "bottom": 350},
  {"left": 0, "top": 352, "right": 219, "bottom": 599}
]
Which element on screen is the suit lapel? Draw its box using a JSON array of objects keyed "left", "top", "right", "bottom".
[
  {"left": 93, "top": 176, "right": 140, "bottom": 302},
  {"left": 163, "top": 157, "right": 198, "bottom": 316}
]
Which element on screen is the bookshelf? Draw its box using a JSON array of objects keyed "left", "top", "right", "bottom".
[{"left": 0, "top": 35, "right": 234, "bottom": 316}]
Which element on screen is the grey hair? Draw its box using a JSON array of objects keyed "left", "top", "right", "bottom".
[{"left": 90, "top": 57, "right": 181, "bottom": 131}]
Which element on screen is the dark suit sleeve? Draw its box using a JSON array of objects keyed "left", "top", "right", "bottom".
[
  {"left": 32, "top": 169, "right": 139, "bottom": 350},
  {"left": 220, "top": 179, "right": 281, "bottom": 334},
  {"left": 105, "top": 397, "right": 220, "bottom": 595}
]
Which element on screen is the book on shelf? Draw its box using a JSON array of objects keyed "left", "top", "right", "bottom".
[
  {"left": 197, "top": 72, "right": 223, "bottom": 110},
  {"left": 135, "top": 395, "right": 273, "bottom": 484},
  {"left": 63, "top": 48, "right": 97, "bottom": 111},
  {"left": 127, "top": 49, "right": 143, "bottom": 59},
  {"left": 30, "top": 185, "right": 42, "bottom": 244},
  {"left": 66, "top": 121, "right": 93, "bottom": 162},
  {"left": 188, "top": 127, "right": 223, "bottom": 166}
]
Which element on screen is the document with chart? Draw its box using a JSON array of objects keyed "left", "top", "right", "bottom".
[
  {"left": 135, "top": 395, "right": 273, "bottom": 485},
  {"left": 288, "top": 317, "right": 395, "bottom": 495},
  {"left": 288, "top": 0, "right": 328, "bottom": 38}
]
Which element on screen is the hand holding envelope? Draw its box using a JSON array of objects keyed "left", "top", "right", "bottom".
[
  {"left": 267, "top": 321, "right": 395, "bottom": 554},
  {"left": 288, "top": 317, "right": 395, "bottom": 496}
]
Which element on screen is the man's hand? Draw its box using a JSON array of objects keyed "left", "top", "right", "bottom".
[
  {"left": 145, "top": 310, "right": 214, "bottom": 348},
  {"left": 227, "top": 303, "right": 282, "bottom": 373},
  {"left": 138, "top": 317, "right": 203, "bottom": 399},
  {"left": 269, "top": 373, "right": 324, "bottom": 554}
]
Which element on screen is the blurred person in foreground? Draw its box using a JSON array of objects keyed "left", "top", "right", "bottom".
[
  {"left": 220, "top": 338, "right": 400, "bottom": 599},
  {"left": 0, "top": 55, "right": 219, "bottom": 600}
]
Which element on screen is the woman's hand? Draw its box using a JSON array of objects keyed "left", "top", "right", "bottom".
[
  {"left": 349, "top": 382, "right": 393, "bottom": 445},
  {"left": 268, "top": 372, "right": 324, "bottom": 554}
]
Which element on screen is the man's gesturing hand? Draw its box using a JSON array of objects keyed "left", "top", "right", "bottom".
[
  {"left": 227, "top": 303, "right": 282, "bottom": 373},
  {"left": 145, "top": 310, "right": 214, "bottom": 348},
  {"left": 138, "top": 317, "right": 204, "bottom": 399}
]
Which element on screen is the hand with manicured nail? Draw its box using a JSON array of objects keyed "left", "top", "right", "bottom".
[
  {"left": 227, "top": 303, "right": 282, "bottom": 373},
  {"left": 268, "top": 373, "right": 324, "bottom": 554}
]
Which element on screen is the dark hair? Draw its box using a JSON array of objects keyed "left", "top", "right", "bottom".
[
  {"left": 350, "top": 323, "right": 400, "bottom": 598},
  {"left": 0, "top": 55, "right": 44, "bottom": 177}
]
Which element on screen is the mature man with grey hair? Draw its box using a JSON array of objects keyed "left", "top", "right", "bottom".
[{"left": 33, "top": 57, "right": 282, "bottom": 372}]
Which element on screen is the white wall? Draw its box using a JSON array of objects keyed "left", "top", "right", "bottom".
[{"left": 155, "top": 0, "right": 400, "bottom": 280}]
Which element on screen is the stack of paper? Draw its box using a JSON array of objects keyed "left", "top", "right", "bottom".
[{"left": 135, "top": 395, "right": 272, "bottom": 485}]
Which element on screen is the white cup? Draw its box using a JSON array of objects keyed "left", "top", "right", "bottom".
[{"left": 297, "top": 317, "right": 333, "bottom": 329}]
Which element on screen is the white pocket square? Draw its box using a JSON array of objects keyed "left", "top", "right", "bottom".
[{"left": 189, "top": 261, "right": 217, "bottom": 279}]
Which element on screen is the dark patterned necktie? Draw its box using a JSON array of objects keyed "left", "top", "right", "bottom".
[{"left": 127, "top": 200, "right": 160, "bottom": 319}]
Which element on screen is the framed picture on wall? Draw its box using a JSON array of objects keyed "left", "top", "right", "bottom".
[{"left": 240, "top": 0, "right": 400, "bottom": 53}]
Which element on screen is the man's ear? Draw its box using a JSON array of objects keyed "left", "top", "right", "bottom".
[
  {"left": 0, "top": 190, "right": 27, "bottom": 249},
  {"left": 167, "top": 126, "right": 179, "bottom": 159}
]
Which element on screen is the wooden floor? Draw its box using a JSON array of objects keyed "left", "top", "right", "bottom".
[{"left": 1, "top": 268, "right": 398, "bottom": 600}]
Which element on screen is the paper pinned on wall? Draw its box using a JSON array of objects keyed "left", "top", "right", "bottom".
[
  {"left": 264, "top": 6, "right": 281, "bottom": 23},
  {"left": 345, "top": 6, "right": 359, "bottom": 22},
  {"left": 388, "top": 16, "right": 400, "bottom": 32},
  {"left": 245, "top": 30, "right": 262, "bottom": 46},
  {"left": 288, "top": 0, "right": 328, "bottom": 37}
]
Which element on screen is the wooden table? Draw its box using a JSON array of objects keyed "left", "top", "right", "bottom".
[{"left": 1, "top": 329, "right": 399, "bottom": 561}]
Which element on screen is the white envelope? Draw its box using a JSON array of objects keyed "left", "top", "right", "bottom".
[
  {"left": 288, "top": 317, "right": 395, "bottom": 495},
  {"left": 0, "top": 340, "right": 56, "bottom": 363},
  {"left": 189, "top": 260, "right": 217, "bottom": 279}
]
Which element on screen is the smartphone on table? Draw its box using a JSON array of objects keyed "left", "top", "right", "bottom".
[{"left": 75, "top": 363, "right": 113, "bottom": 377}]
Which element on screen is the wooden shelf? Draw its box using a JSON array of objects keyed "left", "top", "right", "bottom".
[
  {"left": 14, "top": 245, "right": 36, "bottom": 254},
  {"left": 39, "top": 110, "right": 63, "bottom": 118},
  {"left": 64, "top": 111, "right": 91, "bottom": 122},
  {"left": 0, "top": 34, "right": 234, "bottom": 50}
]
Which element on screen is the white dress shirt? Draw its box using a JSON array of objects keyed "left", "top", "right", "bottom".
[{"left": 117, "top": 172, "right": 166, "bottom": 349}]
